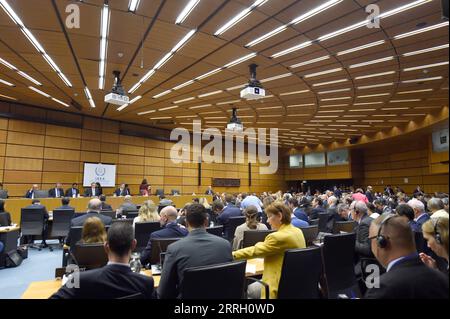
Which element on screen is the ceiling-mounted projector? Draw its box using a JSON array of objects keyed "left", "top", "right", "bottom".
[
  {"left": 105, "top": 70, "right": 129, "bottom": 106},
  {"left": 240, "top": 63, "right": 265, "bottom": 100}
]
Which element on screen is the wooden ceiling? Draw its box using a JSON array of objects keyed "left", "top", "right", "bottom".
[{"left": 0, "top": 0, "right": 448, "bottom": 147}]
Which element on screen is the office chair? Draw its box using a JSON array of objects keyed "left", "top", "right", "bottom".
[
  {"left": 0, "top": 190, "right": 8, "bottom": 199},
  {"left": 205, "top": 225, "right": 224, "bottom": 237},
  {"left": 72, "top": 243, "right": 108, "bottom": 270},
  {"left": 333, "top": 221, "right": 357, "bottom": 234},
  {"left": 20, "top": 208, "right": 46, "bottom": 251},
  {"left": 100, "top": 210, "right": 116, "bottom": 219},
  {"left": 134, "top": 222, "right": 161, "bottom": 252},
  {"left": 242, "top": 230, "right": 274, "bottom": 248},
  {"left": 149, "top": 238, "right": 181, "bottom": 265},
  {"left": 181, "top": 261, "right": 247, "bottom": 299},
  {"left": 226, "top": 216, "right": 246, "bottom": 242},
  {"left": 299, "top": 225, "right": 319, "bottom": 246},
  {"left": 277, "top": 247, "right": 322, "bottom": 299}
]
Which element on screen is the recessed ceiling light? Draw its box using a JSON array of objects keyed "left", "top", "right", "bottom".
[
  {"left": 355, "top": 71, "right": 396, "bottom": 80},
  {"left": 394, "top": 21, "right": 449, "bottom": 40},
  {"left": 403, "top": 61, "right": 449, "bottom": 72},
  {"left": 402, "top": 76, "right": 443, "bottom": 83},
  {"left": 290, "top": 55, "right": 330, "bottom": 69},
  {"left": 349, "top": 56, "right": 394, "bottom": 69},
  {"left": 403, "top": 44, "right": 449, "bottom": 57},
  {"left": 337, "top": 40, "right": 386, "bottom": 56},
  {"left": 304, "top": 68, "right": 342, "bottom": 78}
]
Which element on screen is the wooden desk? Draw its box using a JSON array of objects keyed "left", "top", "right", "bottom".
[
  {"left": 0, "top": 226, "right": 20, "bottom": 233},
  {"left": 21, "top": 258, "right": 264, "bottom": 299},
  {"left": 5, "top": 196, "right": 211, "bottom": 224}
]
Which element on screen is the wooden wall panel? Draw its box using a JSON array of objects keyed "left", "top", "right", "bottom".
[
  {"left": 6, "top": 144, "right": 44, "bottom": 158},
  {"left": 7, "top": 131, "right": 45, "bottom": 146},
  {"left": 4, "top": 158, "right": 43, "bottom": 171}
]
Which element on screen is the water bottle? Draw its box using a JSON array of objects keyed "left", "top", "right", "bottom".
[{"left": 130, "top": 252, "right": 142, "bottom": 273}]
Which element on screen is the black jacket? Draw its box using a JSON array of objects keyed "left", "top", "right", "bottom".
[
  {"left": 65, "top": 188, "right": 80, "bottom": 198},
  {"left": 355, "top": 214, "right": 374, "bottom": 258},
  {"left": 70, "top": 212, "right": 112, "bottom": 227},
  {"left": 365, "top": 256, "right": 449, "bottom": 299},
  {"left": 48, "top": 188, "right": 65, "bottom": 198},
  {"left": 50, "top": 264, "right": 154, "bottom": 299}
]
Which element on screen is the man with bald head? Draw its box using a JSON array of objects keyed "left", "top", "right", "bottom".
[
  {"left": 408, "top": 198, "right": 430, "bottom": 228},
  {"left": 364, "top": 214, "right": 448, "bottom": 299},
  {"left": 140, "top": 206, "right": 188, "bottom": 265}
]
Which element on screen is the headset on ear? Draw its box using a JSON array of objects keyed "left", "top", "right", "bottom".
[
  {"left": 377, "top": 214, "right": 397, "bottom": 248},
  {"left": 433, "top": 217, "right": 442, "bottom": 245}
]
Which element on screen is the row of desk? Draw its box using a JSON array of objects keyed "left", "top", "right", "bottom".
[
  {"left": 21, "top": 258, "right": 265, "bottom": 299},
  {"left": 4, "top": 196, "right": 212, "bottom": 224}
]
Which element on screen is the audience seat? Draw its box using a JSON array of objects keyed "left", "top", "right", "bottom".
[
  {"left": 181, "top": 261, "right": 247, "bottom": 299},
  {"left": 242, "top": 230, "right": 274, "bottom": 248}
]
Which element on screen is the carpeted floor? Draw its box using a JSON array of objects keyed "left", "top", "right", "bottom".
[{"left": 0, "top": 241, "right": 61, "bottom": 299}]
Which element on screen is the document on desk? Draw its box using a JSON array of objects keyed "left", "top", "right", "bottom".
[{"left": 246, "top": 258, "right": 263, "bottom": 274}]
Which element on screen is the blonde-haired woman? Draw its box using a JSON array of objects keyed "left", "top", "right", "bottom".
[
  {"left": 79, "top": 217, "right": 107, "bottom": 244},
  {"left": 232, "top": 206, "right": 268, "bottom": 250},
  {"left": 133, "top": 200, "right": 160, "bottom": 226},
  {"left": 420, "top": 217, "right": 449, "bottom": 275}
]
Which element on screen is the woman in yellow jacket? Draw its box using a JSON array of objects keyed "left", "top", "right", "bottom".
[{"left": 233, "top": 202, "right": 306, "bottom": 299}]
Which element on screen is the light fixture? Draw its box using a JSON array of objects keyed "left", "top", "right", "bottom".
[
  {"left": 0, "top": 93, "right": 17, "bottom": 100},
  {"left": 99, "top": 4, "right": 110, "bottom": 90},
  {"left": 397, "top": 89, "right": 433, "bottom": 94},
  {"left": 174, "top": 97, "right": 195, "bottom": 104},
  {"left": 320, "top": 97, "right": 351, "bottom": 101},
  {"left": 401, "top": 76, "right": 443, "bottom": 83},
  {"left": 390, "top": 99, "right": 421, "bottom": 103},
  {"left": 217, "top": 99, "right": 241, "bottom": 105},
  {"left": 349, "top": 56, "right": 394, "bottom": 69},
  {"left": 224, "top": 53, "right": 257, "bottom": 69},
  {"left": 337, "top": 40, "right": 385, "bottom": 56},
  {"left": 189, "top": 104, "right": 211, "bottom": 109},
  {"left": 153, "top": 90, "right": 172, "bottom": 99},
  {"left": 0, "top": 78, "right": 14, "bottom": 87},
  {"left": 173, "top": 80, "right": 195, "bottom": 91},
  {"left": 0, "top": 0, "right": 72, "bottom": 87},
  {"left": 137, "top": 109, "right": 156, "bottom": 115},
  {"left": 279, "top": 90, "right": 310, "bottom": 96},
  {"left": 394, "top": 21, "right": 449, "bottom": 40},
  {"left": 271, "top": 41, "right": 312, "bottom": 58},
  {"left": 403, "top": 44, "right": 449, "bottom": 57},
  {"left": 357, "top": 93, "right": 391, "bottom": 98},
  {"left": 312, "top": 79, "right": 348, "bottom": 87},
  {"left": 51, "top": 98, "right": 69, "bottom": 107},
  {"left": 129, "top": 29, "right": 196, "bottom": 94},
  {"left": 304, "top": 68, "right": 342, "bottom": 78},
  {"left": 198, "top": 90, "right": 223, "bottom": 98},
  {"left": 195, "top": 68, "right": 222, "bottom": 81},
  {"left": 260, "top": 73, "right": 292, "bottom": 82},
  {"left": 84, "top": 87, "right": 96, "bottom": 108},
  {"left": 214, "top": 0, "right": 268, "bottom": 36},
  {"left": 318, "top": 88, "right": 351, "bottom": 94},
  {"left": 159, "top": 105, "right": 179, "bottom": 111},
  {"left": 290, "top": 55, "right": 330, "bottom": 69},
  {"left": 403, "top": 61, "right": 448, "bottom": 72},
  {"left": 354, "top": 71, "right": 396, "bottom": 80},
  {"left": 28, "top": 86, "right": 50, "bottom": 98},
  {"left": 128, "top": 0, "right": 141, "bottom": 12},
  {"left": 176, "top": 0, "right": 200, "bottom": 24},
  {"left": 357, "top": 83, "right": 394, "bottom": 89},
  {"left": 117, "top": 95, "right": 142, "bottom": 111}
]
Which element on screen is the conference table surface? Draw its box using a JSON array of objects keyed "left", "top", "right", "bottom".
[
  {"left": 5, "top": 195, "right": 211, "bottom": 224},
  {"left": 21, "top": 258, "right": 264, "bottom": 299}
]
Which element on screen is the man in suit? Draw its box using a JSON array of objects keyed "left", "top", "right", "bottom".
[
  {"left": 310, "top": 197, "right": 326, "bottom": 220},
  {"left": 140, "top": 206, "right": 188, "bottom": 265},
  {"left": 364, "top": 214, "right": 448, "bottom": 299},
  {"left": 408, "top": 198, "right": 430, "bottom": 228},
  {"left": 25, "top": 184, "right": 39, "bottom": 199},
  {"left": 100, "top": 195, "right": 113, "bottom": 211},
  {"left": 205, "top": 185, "right": 214, "bottom": 195},
  {"left": 65, "top": 183, "right": 80, "bottom": 198},
  {"left": 84, "top": 182, "right": 101, "bottom": 197},
  {"left": 118, "top": 195, "right": 137, "bottom": 214},
  {"left": 51, "top": 222, "right": 154, "bottom": 299},
  {"left": 351, "top": 201, "right": 374, "bottom": 276},
  {"left": 158, "top": 203, "right": 232, "bottom": 299},
  {"left": 365, "top": 186, "right": 374, "bottom": 203},
  {"left": 114, "top": 183, "right": 130, "bottom": 197},
  {"left": 288, "top": 198, "right": 308, "bottom": 222},
  {"left": 66, "top": 198, "right": 113, "bottom": 245},
  {"left": 0, "top": 183, "right": 8, "bottom": 199},
  {"left": 55, "top": 197, "right": 75, "bottom": 211},
  {"left": 23, "top": 199, "right": 50, "bottom": 248},
  {"left": 213, "top": 198, "right": 242, "bottom": 240},
  {"left": 48, "top": 183, "right": 64, "bottom": 198}
]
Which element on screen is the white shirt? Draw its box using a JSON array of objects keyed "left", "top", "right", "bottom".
[{"left": 107, "top": 261, "right": 130, "bottom": 267}]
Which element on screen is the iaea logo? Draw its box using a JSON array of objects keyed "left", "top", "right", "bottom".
[{"left": 95, "top": 166, "right": 106, "bottom": 177}]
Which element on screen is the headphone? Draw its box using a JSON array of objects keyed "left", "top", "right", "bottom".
[
  {"left": 432, "top": 217, "right": 442, "bottom": 245},
  {"left": 376, "top": 214, "right": 397, "bottom": 248}
]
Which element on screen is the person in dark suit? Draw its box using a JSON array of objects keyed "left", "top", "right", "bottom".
[
  {"left": 408, "top": 198, "right": 430, "bottom": 228},
  {"left": 114, "top": 183, "right": 131, "bottom": 197},
  {"left": 100, "top": 195, "right": 113, "bottom": 211},
  {"left": 140, "top": 206, "right": 188, "bottom": 265},
  {"left": 48, "top": 183, "right": 65, "bottom": 198},
  {"left": 25, "top": 184, "right": 40, "bottom": 199},
  {"left": 0, "top": 183, "right": 8, "bottom": 199},
  {"left": 55, "top": 197, "right": 75, "bottom": 211},
  {"left": 84, "top": 182, "right": 101, "bottom": 197},
  {"left": 351, "top": 201, "right": 374, "bottom": 276},
  {"left": 213, "top": 200, "right": 242, "bottom": 239},
  {"left": 205, "top": 185, "right": 214, "bottom": 195},
  {"left": 289, "top": 198, "right": 308, "bottom": 222},
  {"left": 66, "top": 199, "right": 113, "bottom": 245},
  {"left": 365, "top": 214, "right": 448, "bottom": 299},
  {"left": 158, "top": 203, "right": 232, "bottom": 299},
  {"left": 65, "top": 183, "right": 80, "bottom": 198},
  {"left": 50, "top": 222, "right": 154, "bottom": 299},
  {"left": 365, "top": 186, "right": 374, "bottom": 203},
  {"left": 0, "top": 199, "right": 11, "bottom": 226},
  {"left": 70, "top": 199, "right": 112, "bottom": 227},
  {"left": 384, "top": 185, "right": 395, "bottom": 197},
  {"left": 310, "top": 197, "right": 326, "bottom": 220},
  {"left": 396, "top": 204, "right": 421, "bottom": 232}
]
